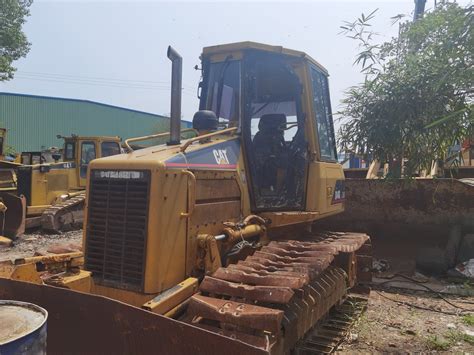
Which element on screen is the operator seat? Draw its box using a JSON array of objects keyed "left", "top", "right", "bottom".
[{"left": 253, "top": 113, "right": 287, "bottom": 192}]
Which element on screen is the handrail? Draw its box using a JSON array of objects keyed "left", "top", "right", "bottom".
[
  {"left": 124, "top": 128, "right": 198, "bottom": 152},
  {"left": 180, "top": 170, "right": 196, "bottom": 218},
  {"left": 180, "top": 127, "right": 238, "bottom": 153}
]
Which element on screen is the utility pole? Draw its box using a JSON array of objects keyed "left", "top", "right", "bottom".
[{"left": 414, "top": 0, "right": 427, "bottom": 21}]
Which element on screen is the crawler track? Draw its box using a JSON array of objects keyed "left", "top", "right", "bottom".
[
  {"left": 185, "top": 232, "right": 371, "bottom": 354},
  {"left": 294, "top": 295, "right": 368, "bottom": 354},
  {"left": 41, "top": 192, "right": 86, "bottom": 232}
]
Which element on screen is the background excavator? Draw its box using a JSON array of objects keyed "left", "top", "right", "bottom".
[
  {"left": 0, "top": 42, "right": 371, "bottom": 354},
  {"left": 0, "top": 134, "right": 121, "bottom": 239}
]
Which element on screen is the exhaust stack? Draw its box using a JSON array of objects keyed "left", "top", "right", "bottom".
[{"left": 167, "top": 46, "right": 182, "bottom": 145}]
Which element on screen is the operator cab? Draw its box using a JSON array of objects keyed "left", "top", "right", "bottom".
[
  {"left": 61, "top": 135, "right": 121, "bottom": 187},
  {"left": 197, "top": 43, "right": 338, "bottom": 212}
]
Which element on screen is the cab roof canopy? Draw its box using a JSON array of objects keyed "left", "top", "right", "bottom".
[{"left": 202, "top": 41, "right": 328, "bottom": 75}]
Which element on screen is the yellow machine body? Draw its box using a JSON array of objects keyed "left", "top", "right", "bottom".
[
  {"left": 1, "top": 43, "right": 366, "bottom": 355},
  {"left": 77, "top": 42, "right": 345, "bottom": 300},
  {"left": 0, "top": 135, "right": 121, "bottom": 237},
  {"left": 22, "top": 135, "right": 122, "bottom": 212}
]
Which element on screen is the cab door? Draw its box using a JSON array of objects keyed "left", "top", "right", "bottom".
[
  {"left": 305, "top": 64, "right": 344, "bottom": 216},
  {"left": 242, "top": 53, "right": 309, "bottom": 211}
]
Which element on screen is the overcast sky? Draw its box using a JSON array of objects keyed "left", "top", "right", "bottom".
[{"left": 0, "top": 0, "right": 454, "bottom": 122}]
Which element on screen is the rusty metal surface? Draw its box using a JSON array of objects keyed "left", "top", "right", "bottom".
[
  {"left": 185, "top": 233, "right": 370, "bottom": 354},
  {"left": 294, "top": 295, "right": 368, "bottom": 354},
  {"left": 252, "top": 251, "right": 333, "bottom": 272},
  {"left": 194, "top": 323, "right": 270, "bottom": 350},
  {"left": 355, "top": 239, "right": 373, "bottom": 287},
  {"left": 343, "top": 168, "right": 368, "bottom": 179},
  {"left": 445, "top": 167, "right": 474, "bottom": 179},
  {"left": 200, "top": 276, "right": 295, "bottom": 304},
  {"left": 318, "top": 178, "right": 474, "bottom": 234},
  {"left": 188, "top": 294, "right": 284, "bottom": 333},
  {"left": 213, "top": 267, "right": 307, "bottom": 289},
  {"left": 41, "top": 193, "right": 85, "bottom": 233},
  {"left": 0, "top": 278, "right": 267, "bottom": 355},
  {"left": 0, "top": 192, "right": 26, "bottom": 238},
  {"left": 228, "top": 263, "right": 309, "bottom": 281}
]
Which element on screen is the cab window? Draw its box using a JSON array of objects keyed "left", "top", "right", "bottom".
[
  {"left": 203, "top": 60, "right": 241, "bottom": 127},
  {"left": 101, "top": 141, "right": 120, "bottom": 157},
  {"left": 64, "top": 142, "right": 75, "bottom": 161},
  {"left": 80, "top": 142, "right": 96, "bottom": 178},
  {"left": 310, "top": 66, "right": 337, "bottom": 161}
]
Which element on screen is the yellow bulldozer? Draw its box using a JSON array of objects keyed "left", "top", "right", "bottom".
[
  {"left": 0, "top": 134, "right": 121, "bottom": 239},
  {"left": 0, "top": 42, "right": 371, "bottom": 354}
]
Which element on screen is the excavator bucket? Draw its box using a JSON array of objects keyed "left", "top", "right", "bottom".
[
  {"left": 0, "top": 193, "right": 26, "bottom": 239},
  {"left": 0, "top": 278, "right": 267, "bottom": 355}
]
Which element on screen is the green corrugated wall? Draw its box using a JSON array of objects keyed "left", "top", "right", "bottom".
[{"left": 0, "top": 92, "right": 190, "bottom": 152}]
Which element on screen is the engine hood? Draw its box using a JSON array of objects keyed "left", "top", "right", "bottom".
[{"left": 89, "top": 135, "right": 241, "bottom": 172}]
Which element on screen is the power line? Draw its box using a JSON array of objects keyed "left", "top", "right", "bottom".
[
  {"left": 14, "top": 75, "right": 170, "bottom": 90},
  {"left": 17, "top": 70, "right": 169, "bottom": 85},
  {"left": 12, "top": 74, "right": 197, "bottom": 95},
  {"left": 16, "top": 70, "right": 197, "bottom": 91}
]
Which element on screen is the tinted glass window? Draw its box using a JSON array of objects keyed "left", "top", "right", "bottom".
[
  {"left": 21, "top": 153, "right": 30, "bottom": 165},
  {"left": 101, "top": 142, "right": 120, "bottom": 157},
  {"left": 64, "top": 142, "right": 75, "bottom": 161},
  {"left": 205, "top": 60, "right": 241, "bottom": 125},
  {"left": 310, "top": 67, "right": 337, "bottom": 161},
  {"left": 80, "top": 142, "right": 96, "bottom": 178}
]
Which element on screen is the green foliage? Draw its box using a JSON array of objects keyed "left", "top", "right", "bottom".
[
  {"left": 426, "top": 330, "right": 474, "bottom": 350},
  {"left": 338, "top": 3, "right": 473, "bottom": 176},
  {"left": 462, "top": 314, "right": 474, "bottom": 326},
  {"left": 425, "top": 335, "right": 452, "bottom": 351},
  {"left": 446, "top": 329, "right": 474, "bottom": 346},
  {"left": 462, "top": 333, "right": 474, "bottom": 345},
  {"left": 0, "top": 0, "right": 33, "bottom": 81},
  {"left": 4, "top": 144, "right": 16, "bottom": 157}
]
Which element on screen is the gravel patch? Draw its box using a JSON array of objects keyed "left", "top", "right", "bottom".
[{"left": 0, "top": 230, "right": 83, "bottom": 262}]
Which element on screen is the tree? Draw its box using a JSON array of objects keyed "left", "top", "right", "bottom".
[
  {"left": 338, "top": 3, "right": 473, "bottom": 176},
  {"left": 0, "top": 0, "right": 33, "bottom": 81}
]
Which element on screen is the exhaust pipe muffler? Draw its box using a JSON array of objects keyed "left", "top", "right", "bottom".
[{"left": 167, "top": 46, "right": 182, "bottom": 145}]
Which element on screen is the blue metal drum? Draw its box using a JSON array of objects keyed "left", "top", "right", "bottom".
[{"left": 0, "top": 300, "right": 48, "bottom": 355}]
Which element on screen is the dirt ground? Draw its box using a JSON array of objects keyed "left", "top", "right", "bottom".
[
  {"left": 339, "top": 287, "right": 474, "bottom": 353},
  {"left": 0, "top": 229, "right": 82, "bottom": 262},
  {"left": 1, "top": 230, "right": 474, "bottom": 353}
]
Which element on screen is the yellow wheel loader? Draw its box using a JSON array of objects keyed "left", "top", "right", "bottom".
[
  {"left": 0, "top": 134, "right": 121, "bottom": 238},
  {"left": 0, "top": 42, "right": 372, "bottom": 354}
]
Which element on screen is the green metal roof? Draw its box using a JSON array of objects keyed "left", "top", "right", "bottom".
[{"left": 0, "top": 92, "right": 190, "bottom": 152}]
